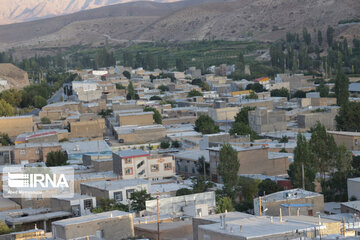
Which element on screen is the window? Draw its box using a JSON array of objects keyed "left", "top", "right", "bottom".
[
  {"left": 84, "top": 199, "right": 93, "bottom": 209},
  {"left": 192, "top": 167, "right": 195, "bottom": 174},
  {"left": 125, "top": 167, "right": 133, "bottom": 175},
  {"left": 20, "top": 150, "right": 26, "bottom": 155},
  {"left": 151, "top": 164, "right": 159, "bottom": 172},
  {"left": 126, "top": 189, "right": 134, "bottom": 199},
  {"left": 113, "top": 191, "right": 123, "bottom": 202},
  {"left": 35, "top": 149, "right": 40, "bottom": 155},
  {"left": 185, "top": 166, "right": 188, "bottom": 173},
  {"left": 355, "top": 139, "right": 358, "bottom": 146},
  {"left": 124, "top": 158, "right": 132, "bottom": 164},
  {"left": 164, "top": 163, "right": 172, "bottom": 171}
]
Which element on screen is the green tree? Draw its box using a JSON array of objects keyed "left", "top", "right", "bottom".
[
  {"left": 41, "top": 117, "right": 51, "bottom": 124},
  {"left": 234, "top": 107, "right": 255, "bottom": 125},
  {"left": 216, "top": 197, "right": 235, "bottom": 213},
  {"left": 258, "top": 179, "right": 283, "bottom": 196},
  {"left": 160, "top": 140, "right": 170, "bottom": 149},
  {"left": 217, "top": 144, "right": 239, "bottom": 190},
  {"left": 176, "top": 188, "right": 193, "bottom": 196},
  {"left": 270, "top": 87, "right": 289, "bottom": 98},
  {"left": 144, "top": 106, "right": 162, "bottom": 124},
  {"left": 33, "top": 95, "right": 47, "bottom": 108},
  {"left": 317, "top": 82, "right": 329, "bottom": 97},
  {"left": 0, "top": 221, "right": 12, "bottom": 235},
  {"left": 334, "top": 71, "right": 349, "bottom": 106},
  {"left": 0, "top": 89, "right": 22, "bottom": 107},
  {"left": 245, "top": 91, "right": 258, "bottom": 99},
  {"left": 288, "top": 133, "right": 316, "bottom": 191},
  {"left": 318, "top": 30, "right": 323, "bottom": 46},
  {"left": 150, "top": 96, "right": 162, "bottom": 101},
  {"left": 116, "top": 84, "right": 126, "bottom": 90},
  {"left": 123, "top": 71, "right": 131, "bottom": 79},
  {"left": 0, "top": 99, "right": 14, "bottom": 116},
  {"left": 229, "top": 122, "right": 259, "bottom": 141},
  {"left": 336, "top": 102, "right": 360, "bottom": 131},
  {"left": 302, "top": 27, "right": 311, "bottom": 46},
  {"left": 279, "top": 135, "right": 289, "bottom": 144},
  {"left": 192, "top": 176, "right": 214, "bottom": 193},
  {"left": 127, "top": 81, "right": 136, "bottom": 100},
  {"left": 98, "top": 109, "right": 113, "bottom": 118},
  {"left": 194, "top": 115, "right": 219, "bottom": 134},
  {"left": 46, "top": 151, "right": 68, "bottom": 167},
  {"left": 172, "top": 140, "right": 180, "bottom": 148},
  {"left": 123, "top": 51, "right": 133, "bottom": 67},
  {"left": 326, "top": 26, "right": 334, "bottom": 47},
  {"left": 187, "top": 89, "right": 203, "bottom": 97},
  {"left": 158, "top": 85, "right": 169, "bottom": 92},
  {"left": 129, "top": 190, "right": 153, "bottom": 212},
  {"left": 196, "top": 156, "right": 210, "bottom": 177},
  {"left": 0, "top": 133, "right": 12, "bottom": 146},
  {"left": 352, "top": 155, "right": 360, "bottom": 171},
  {"left": 309, "top": 122, "right": 337, "bottom": 189},
  {"left": 175, "top": 58, "right": 185, "bottom": 71}
]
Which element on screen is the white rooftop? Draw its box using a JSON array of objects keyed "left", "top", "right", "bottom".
[
  {"left": 81, "top": 178, "right": 149, "bottom": 191},
  {"left": 261, "top": 188, "right": 322, "bottom": 202},
  {"left": 53, "top": 210, "right": 131, "bottom": 226}
]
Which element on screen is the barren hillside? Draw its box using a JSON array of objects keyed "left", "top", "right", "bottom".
[{"left": 0, "top": 0, "right": 359, "bottom": 58}]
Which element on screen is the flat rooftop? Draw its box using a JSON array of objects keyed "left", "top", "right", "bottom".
[
  {"left": 341, "top": 201, "right": 360, "bottom": 211},
  {"left": 328, "top": 131, "right": 360, "bottom": 137},
  {"left": 261, "top": 188, "right": 322, "bottom": 202},
  {"left": 81, "top": 178, "right": 149, "bottom": 191},
  {"left": 199, "top": 216, "right": 317, "bottom": 238},
  {"left": 53, "top": 210, "right": 130, "bottom": 227}
]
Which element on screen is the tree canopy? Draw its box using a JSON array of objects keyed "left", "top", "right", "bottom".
[
  {"left": 217, "top": 144, "right": 239, "bottom": 191},
  {"left": 194, "top": 115, "right": 219, "bottom": 134},
  {"left": 46, "top": 151, "right": 68, "bottom": 167}
]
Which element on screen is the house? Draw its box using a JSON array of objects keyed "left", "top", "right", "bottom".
[
  {"left": 14, "top": 129, "right": 69, "bottom": 144},
  {"left": 145, "top": 192, "right": 216, "bottom": 216},
  {"left": 0, "top": 115, "right": 34, "bottom": 137},
  {"left": 248, "top": 108, "right": 286, "bottom": 134},
  {"left": 328, "top": 131, "right": 360, "bottom": 151},
  {"left": 61, "top": 140, "right": 112, "bottom": 161},
  {"left": 297, "top": 107, "right": 339, "bottom": 130},
  {"left": 13, "top": 143, "right": 62, "bottom": 164},
  {"left": 116, "top": 111, "right": 154, "bottom": 126},
  {"left": 197, "top": 215, "right": 322, "bottom": 240},
  {"left": 113, "top": 150, "right": 174, "bottom": 180},
  {"left": 50, "top": 194, "right": 96, "bottom": 217},
  {"left": 347, "top": 177, "right": 360, "bottom": 201},
  {"left": 114, "top": 125, "right": 166, "bottom": 144},
  {"left": 174, "top": 150, "right": 209, "bottom": 177},
  {"left": 52, "top": 210, "right": 134, "bottom": 240},
  {"left": 349, "top": 82, "right": 360, "bottom": 97},
  {"left": 253, "top": 188, "right": 324, "bottom": 217},
  {"left": 80, "top": 179, "right": 150, "bottom": 204},
  {"left": 209, "top": 146, "right": 291, "bottom": 182},
  {"left": 70, "top": 119, "right": 106, "bottom": 139}
]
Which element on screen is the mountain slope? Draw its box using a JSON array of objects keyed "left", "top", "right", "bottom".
[
  {"left": 0, "top": 0, "right": 180, "bottom": 25},
  {"left": 0, "top": 0, "right": 359, "bottom": 58}
]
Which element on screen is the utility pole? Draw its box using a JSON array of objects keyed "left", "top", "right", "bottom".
[
  {"left": 302, "top": 163, "right": 305, "bottom": 190},
  {"left": 259, "top": 196, "right": 262, "bottom": 216},
  {"left": 203, "top": 158, "right": 206, "bottom": 179},
  {"left": 157, "top": 190, "right": 160, "bottom": 240}
]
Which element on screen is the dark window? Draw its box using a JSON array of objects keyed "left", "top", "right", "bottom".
[
  {"left": 84, "top": 199, "right": 93, "bottom": 209},
  {"left": 126, "top": 189, "right": 134, "bottom": 199},
  {"left": 114, "top": 191, "right": 123, "bottom": 202}
]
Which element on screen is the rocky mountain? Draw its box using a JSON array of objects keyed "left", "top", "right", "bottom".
[
  {"left": 0, "top": 0, "right": 359, "bottom": 58},
  {"left": 0, "top": 0, "right": 181, "bottom": 25}
]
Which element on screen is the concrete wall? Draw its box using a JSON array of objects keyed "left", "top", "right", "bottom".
[
  {"left": 0, "top": 116, "right": 34, "bottom": 137},
  {"left": 330, "top": 133, "right": 360, "bottom": 151},
  {"left": 208, "top": 107, "right": 239, "bottom": 121},
  {"left": 117, "top": 113, "right": 154, "bottom": 126},
  {"left": 116, "top": 127, "right": 166, "bottom": 145},
  {"left": 297, "top": 109, "right": 338, "bottom": 130},
  {"left": 13, "top": 145, "right": 62, "bottom": 164},
  {"left": 257, "top": 195, "right": 324, "bottom": 217},
  {"left": 209, "top": 148, "right": 290, "bottom": 182},
  {"left": 70, "top": 119, "right": 106, "bottom": 139},
  {"left": 53, "top": 214, "right": 134, "bottom": 240},
  {"left": 248, "top": 109, "right": 286, "bottom": 134},
  {"left": 347, "top": 179, "right": 360, "bottom": 200}
]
